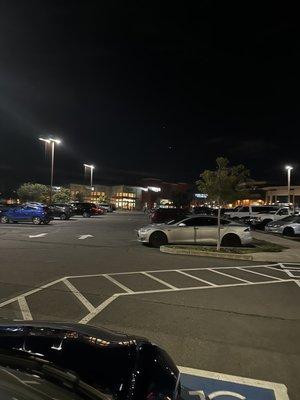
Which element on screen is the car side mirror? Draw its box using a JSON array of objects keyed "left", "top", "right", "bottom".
[{"left": 178, "top": 222, "right": 186, "bottom": 227}]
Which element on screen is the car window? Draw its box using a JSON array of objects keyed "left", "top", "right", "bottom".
[
  {"left": 221, "top": 219, "right": 231, "bottom": 225},
  {"left": 239, "top": 207, "right": 249, "bottom": 212},
  {"left": 281, "top": 216, "right": 299, "bottom": 222},
  {"left": 183, "top": 217, "right": 217, "bottom": 226},
  {"left": 278, "top": 208, "right": 289, "bottom": 215}
]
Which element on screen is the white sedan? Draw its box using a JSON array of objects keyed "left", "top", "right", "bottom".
[{"left": 137, "top": 215, "right": 252, "bottom": 247}]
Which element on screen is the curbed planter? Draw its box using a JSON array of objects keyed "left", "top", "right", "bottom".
[{"left": 160, "top": 245, "right": 254, "bottom": 260}]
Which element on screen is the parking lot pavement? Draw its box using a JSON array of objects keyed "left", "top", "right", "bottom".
[{"left": 0, "top": 213, "right": 299, "bottom": 399}]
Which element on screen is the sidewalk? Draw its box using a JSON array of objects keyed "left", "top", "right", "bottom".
[{"left": 252, "top": 231, "right": 300, "bottom": 262}]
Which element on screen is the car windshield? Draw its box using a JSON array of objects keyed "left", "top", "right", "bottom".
[{"left": 281, "top": 216, "right": 300, "bottom": 223}]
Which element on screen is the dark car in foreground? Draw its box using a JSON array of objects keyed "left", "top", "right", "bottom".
[
  {"left": 150, "top": 208, "right": 189, "bottom": 224},
  {"left": 0, "top": 322, "right": 181, "bottom": 400},
  {"left": 0, "top": 204, "right": 52, "bottom": 225}
]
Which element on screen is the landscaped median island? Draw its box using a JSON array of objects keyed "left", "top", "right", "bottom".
[{"left": 160, "top": 239, "right": 288, "bottom": 261}]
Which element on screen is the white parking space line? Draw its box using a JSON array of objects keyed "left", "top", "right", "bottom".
[
  {"left": 78, "top": 234, "right": 94, "bottom": 240},
  {"left": 79, "top": 294, "right": 121, "bottom": 324},
  {"left": 62, "top": 279, "right": 95, "bottom": 313},
  {"left": 176, "top": 270, "right": 216, "bottom": 286},
  {"left": 17, "top": 296, "right": 32, "bottom": 320},
  {"left": 208, "top": 268, "right": 251, "bottom": 283},
  {"left": 103, "top": 274, "right": 134, "bottom": 293},
  {"left": 28, "top": 233, "right": 48, "bottom": 238},
  {"left": 237, "top": 267, "right": 284, "bottom": 281},
  {"left": 295, "top": 280, "right": 300, "bottom": 288},
  {"left": 142, "top": 272, "right": 178, "bottom": 289}
]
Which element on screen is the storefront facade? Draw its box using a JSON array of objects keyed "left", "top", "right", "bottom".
[{"left": 264, "top": 186, "right": 300, "bottom": 207}]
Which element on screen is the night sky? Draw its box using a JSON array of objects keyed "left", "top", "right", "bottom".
[{"left": 0, "top": 2, "right": 299, "bottom": 192}]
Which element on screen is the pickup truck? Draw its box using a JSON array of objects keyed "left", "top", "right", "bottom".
[
  {"left": 249, "top": 207, "right": 293, "bottom": 228},
  {"left": 224, "top": 205, "right": 279, "bottom": 222}
]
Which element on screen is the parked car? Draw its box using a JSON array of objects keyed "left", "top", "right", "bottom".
[
  {"left": 0, "top": 204, "right": 52, "bottom": 225},
  {"left": 50, "top": 203, "right": 74, "bottom": 220},
  {"left": 0, "top": 322, "right": 180, "bottom": 400},
  {"left": 224, "top": 205, "right": 279, "bottom": 222},
  {"left": 192, "top": 206, "right": 214, "bottom": 215},
  {"left": 94, "top": 204, "right": 106, "bottom": 215},
  {"left": 70, "top": 202, "right": 98, "bottom": 217},
  {"left": 150, "top": 208, "right": 189, "bottom": 223},
  {"left": 99, "top": 203, "right": 114, "bottom": 212},
  {"left": 250, "top": 207, "right": 294, "bottom": 229},
  {"left": 265, "top": 215, "right": 300, "bottom": 237},
  {"left": 137, "top": 215, "right": 252, "bottom": 247}
]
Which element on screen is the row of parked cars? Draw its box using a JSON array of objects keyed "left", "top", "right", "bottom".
[
  {"left": 139, "top": 205, "right": 300, "bottom": 248},
  {"left": 0, "top": 202, "right": 115, "bottom": 224}
]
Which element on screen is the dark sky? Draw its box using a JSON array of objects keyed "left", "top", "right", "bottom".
[{"left": 0, "top": 1, "right": 299, "bottom": 191}]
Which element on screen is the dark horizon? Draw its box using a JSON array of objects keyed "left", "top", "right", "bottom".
[{"left": 1, "top": 2, "right": 299, "bottom": 193}]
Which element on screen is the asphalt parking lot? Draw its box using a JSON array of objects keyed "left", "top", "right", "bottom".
[{"left": 0, "top": 212, "right": 299, "bottom": 399}]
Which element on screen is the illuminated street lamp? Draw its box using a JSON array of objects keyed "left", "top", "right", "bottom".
[
  {"left": 39, "top": 137, "right": 61, "bottom": 202},
  {"left": 84, "top": 164, "right": 95, "bottom": 190},
  {"left": 285, "top": 165, "right": 293, "bottom": 206}
]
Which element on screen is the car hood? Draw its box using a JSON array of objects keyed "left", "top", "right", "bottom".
[
  {"left": 267, "top": 219, "right": 293, "bottom": 227},
  {"left": 139, "top": 223, "right": 170, "bottom": 230},
  {"left": 0, "top": 321, "right": 180, "bottom": 400}
]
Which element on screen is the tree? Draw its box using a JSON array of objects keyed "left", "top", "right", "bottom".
[
  {"left": 73, "top": 191, "right": 85, "bottom": 202},
  {"left": 170, "top": 188, "right": 193, "bottom": 208},
  {"left": 197, "top": 157, "right": 249, "bottom": 250},
  {"left": 52, "top": 187, "right": 72, "bottom": 203},
  {"left": 17, "top": 183, "right": 49, "bottom": 203},
  {"left": 96, "top": 194, "right": 109, "bottom": 204}
]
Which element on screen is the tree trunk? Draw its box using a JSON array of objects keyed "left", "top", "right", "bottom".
[{"left": 217, "top": 205, "right": 221, "bottom": 251}]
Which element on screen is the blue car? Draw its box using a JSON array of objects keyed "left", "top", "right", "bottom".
[{"left": 0, "top": 204, "right": 52, "bottom": 225}]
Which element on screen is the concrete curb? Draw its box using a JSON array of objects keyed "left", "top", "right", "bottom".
[{"left": 160, "top": 246, "right": 254, "bottom": 260}]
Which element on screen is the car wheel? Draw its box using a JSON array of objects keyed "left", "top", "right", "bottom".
[
  {"left": 149, "top": 231, "right": 168, "bottom": 248},
  {"left": 82, "top": 212, "right": 91, "bottom": 218},
  {"left": 221, "top": 233, "right": 242, "bottom": 247},
  {"left": 283, "top": 227, "right": 295, "bottom": 237},
  {"left": 0, "top": 216, "right": 9, "bottom": 224},
  {"left": 60, "top": 213, "right": 67, "bottom": 220},
  {"left": 32, "top": 217, "right": 42, "bottom": 225}
]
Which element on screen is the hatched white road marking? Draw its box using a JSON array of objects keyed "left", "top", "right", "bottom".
[
  {"left": 78, "top": 234, "right": 94, "bottom": 240},
  {"left": 103, "top": 274, "right": 134, "bottom": 293},
  {"left": 17, "top": 296, "right": 32, "bottom": 320},
  {"left": 28, "top": 233, "right": 48, "bottom": 238},
  {"left": 208, "top": 268, "right": 251, "bottom": 283},
  {"left": 176, "top": 269, "right": 216, "bottom": 286},
  {"left": 62, "top": 278, "right": 95, "bottom": 312},
  {"left": 142, "top": 271, "right": 177, "bottom": 289},
  {"left": 237, "top": 267, "right": 283, "bottom": 281},
  {"left": 1, "top": 263, "right": 298, "bottom": 323},
  {"left": 278, "top": 263, "right": 300, "bottom": 282}
]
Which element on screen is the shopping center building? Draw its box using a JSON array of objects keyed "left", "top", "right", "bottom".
[
  {"left": 69, "top": 179, "right": 190, "bottom": 210},
  {"left": 264, "top": 185, "right": 300, "bottom": 206}
]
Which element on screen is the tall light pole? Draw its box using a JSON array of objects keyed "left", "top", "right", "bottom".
[
  {"left": 285, "top": 165, "right": 293, "bottom": 206},
  {"left": 84, "top": 164, "right": 95, "bottom": 190},
  {"left": 39, "top": 137, "right": 61, "bottom": 203}
]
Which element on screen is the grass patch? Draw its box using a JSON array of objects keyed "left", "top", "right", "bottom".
[{"left": 167, "top": 239, "right": 288, "bottom": 254}]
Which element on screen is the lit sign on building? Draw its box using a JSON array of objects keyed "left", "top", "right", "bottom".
[
  {"left": 142, "top": 187, "right": 162, "bottom": 192},
  {"left": 195, "top": 193, "right": 208, "bottom": 198}
]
